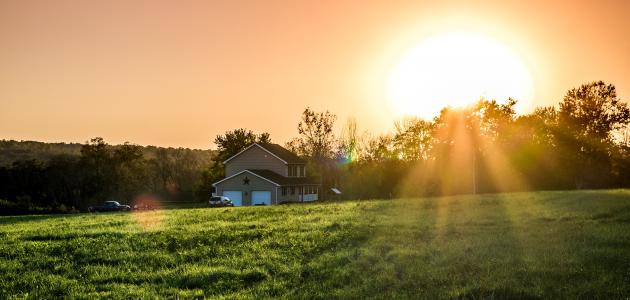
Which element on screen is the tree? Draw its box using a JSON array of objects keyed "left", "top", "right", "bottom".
[
  {"left": 112, "top": 142, "right": 147, "bottom": 202},
  {"left": 45, "top": 154, "right": 82, "bottom": 209},
  {"left": 558, "top": 81, "right": 630, "bottom": 188},
  {"left": 509, "top": 107, "right": 568, "bottom": 190},
  {"left": 286, "top": 108, "right": 338, "bottom": 199},
  {"left": 79, "top": 137, "right": 117, "bottom": 204},
  {"left": 392, "top": 117, "right": 433, "bottom": 161},
  {"left": 335, "top": 118, "right": 360, "bottom": 162},
  {"left": 559, "top": 81, "right": 630, "bottom": 142},
  {"left": 287, "top": 108, "right": 337, "bottom": 161},
  {"left": 431, "top": 106, "right": 480, "bottom": 194},
  {"left": 362, "top": 134, "right": 396, "bottom": 162},
  {"left": 429, "top": 99, "right": 518, "bottom": 194},
  {"left": 213, "top": 129, "right": 271, "bottom": 164},
  {"left": 474, "top": 98, "right": 517, "bottom": 144}
]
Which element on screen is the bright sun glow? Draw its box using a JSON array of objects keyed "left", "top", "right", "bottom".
[{"left": 387, "top": 32, "right": 534, "bottom": 119}]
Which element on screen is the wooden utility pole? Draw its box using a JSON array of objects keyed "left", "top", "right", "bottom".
[{"left": 472, "top": 149, "right": 477, "bottom": 194}]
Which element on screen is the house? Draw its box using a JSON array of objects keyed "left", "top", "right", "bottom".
[{"left": 212, "top": 143, "right": 320, "bottom": 206}]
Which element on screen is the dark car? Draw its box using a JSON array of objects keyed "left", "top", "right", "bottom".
[
  {"left": 88, "top": 201, "right": 132, "bottom": 213},
  {"left": 208, "top": 196, "right": 234, "bottom": 207}
]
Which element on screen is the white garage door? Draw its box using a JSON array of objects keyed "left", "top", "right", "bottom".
[
  {"left": 251, "top": 191, "right": 271, "bottom": 206},
  {"left": 223, "top": 191, "right": 243, "bottom": 206}
]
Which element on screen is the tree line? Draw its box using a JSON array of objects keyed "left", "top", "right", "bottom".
[
  {"left": 196, "top": 81, "right": 630, "bottom": 200},
  {"left": 0, "top": 138, "right": 213, "bottom": 214},
  {"left": 328, "top": 81, "right": 630, "bottom": 198},
  {"left": 2, "top": 81, "right": 630, "bottom": 213}
]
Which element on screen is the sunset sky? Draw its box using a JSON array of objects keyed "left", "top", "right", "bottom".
[{"left": 1, "top": 0, "right": 629, "bottom": 149}]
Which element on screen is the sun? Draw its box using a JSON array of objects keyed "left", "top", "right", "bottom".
[{"left": 387, "top": 32, "right": 534, "bottom": 119}]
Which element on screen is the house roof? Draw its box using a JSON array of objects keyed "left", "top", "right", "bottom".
[
  {"left": 248, "top": 169, "right": 320, "bottom": 185},
  {"left": 212, "top": 169, "right": 320, "bottom": 187},
  {"left": 257, "top": 143, "right": 305, "bottom": 164},
  {"left": 223, "top": 143, "right": 305, "bottom": 165},
  {"left": 212, "top": 170, "right": 280, "bottom": 187}
]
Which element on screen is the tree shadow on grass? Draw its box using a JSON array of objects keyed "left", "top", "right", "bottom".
[
  {"left": 532, "top": 190, "right": 630, "bottom": 298},
  {"left": 288, "top": 198, "right": 444, "bottom": 298},
  {"left": 290, "top": 194, "right": 544, "bottom": 299},
  {"left": 424, "top": 194, "right": 540, "bottom": 299}
]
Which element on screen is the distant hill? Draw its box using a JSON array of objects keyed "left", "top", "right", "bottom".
[{"left": 0, "top": 140, "right": 215, "bottom": 166}]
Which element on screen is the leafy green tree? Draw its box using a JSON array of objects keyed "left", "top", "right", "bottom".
[
  {"left": 362, "top": 134, "right": 396, "bottom": 162},
  {"left": 558, "top": 81, "right": 630, "bottom": 187},
  {"left": 474, "top": 98, "right": 517, "bottom": 143},
  {"left": 45, "top": 154, "right": 82, "bottom": 209},
  {"left": 508, "top": 107, "right": 569, "bottom": 190},
  {"left": 392, "top": 117, "right": 433, "bottom": 161},
  {"left": 112, "top": 142, "right": 147, "bottom": 202},
  {"left": 559, "top": 81, "right": 630, "bottom": 141},
  {"left": 286, "top": 108, "right": 337, "bottom": 161},
  {"left": 286, "top": 108, "right": 339, "bottom": 199},
  {"left": 79, "top": 137, "right": 117, "bottom": 204},
  {"left": 169, "top": 148, "right": 207, "bottom": 200}
]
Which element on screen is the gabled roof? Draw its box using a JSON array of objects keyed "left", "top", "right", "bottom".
[
  {"left": 212, "top": 170, "right": 280, "bottom": 187},
  {"left": 212, "top": 169, "right": 320, "bottom": 187},
  {"left": 258, "top": 143, "right": 305, "bottom": 164},
  {"left": 223, "top": 143, "right": 305, "bottom": 165}
]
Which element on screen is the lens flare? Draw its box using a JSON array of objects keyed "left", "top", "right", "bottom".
[
  {"left": 131, "top": 194, "right": 164, "bottom": 231},
  {"left": 338, "top": 152, "right": 357, "bottom": 165}
]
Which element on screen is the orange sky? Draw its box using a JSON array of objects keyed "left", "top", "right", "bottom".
[{"left": 1, "top": 0, "right": 629, "bottom": 149}]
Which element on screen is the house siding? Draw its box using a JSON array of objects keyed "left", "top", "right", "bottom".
[
  {"left": 225, "top": 146, "right": 286, "bottom": 177},
  {"left": 215, "top": 172, "right": 279, "bottom": 206}
]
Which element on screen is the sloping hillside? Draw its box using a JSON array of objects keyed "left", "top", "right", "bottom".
[{"left": 0, "top": 139, "right": 214, "bottom": 166}]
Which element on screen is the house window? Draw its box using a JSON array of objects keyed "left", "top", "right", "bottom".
[
  {"left": 306, "top": 186, "right": 316, "bottom": 194},
  {"left": 282, "top": 187, "right": 287, "bottom": 196},
  {"left": 298, "top": 165, "right": 304, "bottom": 177},
  {"left": 290, "top": 187, "right": 295, "bottom": 195},
  {"left": 288, "top": 165, "right": 299, "bottom": 177}
]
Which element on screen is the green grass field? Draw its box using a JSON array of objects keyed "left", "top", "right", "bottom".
[{"left": 1, "top": 190, "right": 630, "bottom": 299}]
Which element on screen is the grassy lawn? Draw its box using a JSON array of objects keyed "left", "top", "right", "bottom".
[{"left": 1, "top": 190, "right": 630, "bottom": 298}]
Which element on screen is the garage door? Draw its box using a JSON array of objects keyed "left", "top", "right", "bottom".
[
  {"left": 223, "top": 191, "right": 243, "bottom": 206},
  {"left": 251, "top": 191, "right": 271, "bottom": 206}
]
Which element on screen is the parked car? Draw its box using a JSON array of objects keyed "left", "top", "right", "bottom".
[
  {"left": 208, "top": 196, "right": 234, "bottom": 207},
  {"left": 88, "top": 201, "right": 132, "bottom": 213}
]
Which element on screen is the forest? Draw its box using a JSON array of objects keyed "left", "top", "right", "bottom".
[
  {"left": 0, "top": 140, "right": 214, "bottom": 214},
  {"left": 2, "top": 81, "right": 630, "bottom": 214}
]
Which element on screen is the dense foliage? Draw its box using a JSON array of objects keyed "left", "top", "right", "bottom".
[
  {"left": 3, "top": 81, "right": 630, "bottom": 211},
  {"left": 332, "top": 81, "right": 630, "bottom": 198},
  {"left": 0, "top": 139, "right": 214, "bottom": 213},
  {"left": 1, "top": 190, "right": 629, "bottom": 298}
]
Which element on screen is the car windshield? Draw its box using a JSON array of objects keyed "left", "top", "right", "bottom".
[
  {"left": 105, "top": 201, "right": 120, "bottom": 206},
  {"left": 210, "top": 197, "right": 222, "bottom": 201}
]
